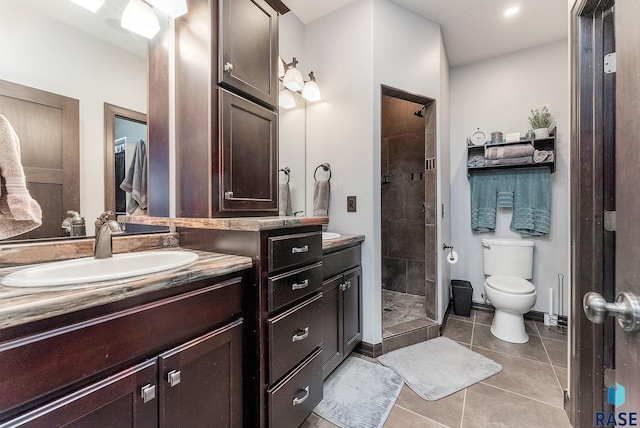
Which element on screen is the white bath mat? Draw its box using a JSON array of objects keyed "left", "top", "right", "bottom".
[{"left": 377, "top": 336, "right": 502, "bottom": 401}]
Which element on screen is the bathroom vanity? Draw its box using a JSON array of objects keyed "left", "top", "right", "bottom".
[{"left": 0, "top": 249, "right": 252, "bottom": 426}]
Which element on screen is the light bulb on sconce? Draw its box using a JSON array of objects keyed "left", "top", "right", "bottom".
[
  {"left": 278, "top": 89, "right": 296, "bottom": 109},
  {"left": 301, "top": 71, "right": 321, "bottom": 102},
  {"left": 282, "top": 58, "right": 305, "bottom": 92}
]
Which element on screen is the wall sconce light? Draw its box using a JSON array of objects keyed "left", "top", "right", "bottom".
[
  {"left": 68, "top": 0, "right": 105, "bottom": 13},
  {"left": 278, "top": 57, "right": 322, "bottom": 109},
  {"left": 282, "top": 58, "right": 305, "bottom": 92},
  {"left": 121, "top": 0, "right": 161, "bottom": 40}
]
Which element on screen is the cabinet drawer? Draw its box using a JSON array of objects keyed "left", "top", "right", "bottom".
[
  {"left": 268, "top": 232, "right": 322, "bottom": 272},
  {"left": 268, "top": 262, "right": 322, "bottom": 312},
  {"left": 323, "top": 244, "right": 361, "bottom": 279},
  {"left": 268, "top": 348, "right": 323, "bottom": 428},
  {"left": 267, "top": 293, "right": 323, "bottom": 384}
]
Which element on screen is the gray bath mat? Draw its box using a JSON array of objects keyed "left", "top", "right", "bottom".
[
  {"left": 377, "top": 336, "right": 502, "bottom": 401},
  {"left": 313, "top": 356, "right": 403, "bottom": 428}
]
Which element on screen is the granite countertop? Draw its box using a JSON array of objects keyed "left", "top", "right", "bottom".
[
  {"left": 0, "top": 249, "right": 252, "bottom": 330},
  {"left": 322, "top": 234, "right": 365, "bottom": 251},
  {"left": 119, "top": 215, "right": 329, "bottom": 232}
]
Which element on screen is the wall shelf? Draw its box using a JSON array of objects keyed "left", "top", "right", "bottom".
[{"left": 466, "top": 133, "right": 556, "bottom": 176}]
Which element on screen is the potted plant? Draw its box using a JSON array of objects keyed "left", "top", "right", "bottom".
[{"left": 528, "top": 106, "right": 553, "bottom": 138}]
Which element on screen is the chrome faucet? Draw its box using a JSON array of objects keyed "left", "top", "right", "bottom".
[{"left": 94, "top": 211, "right": 124, "bottom": 259}]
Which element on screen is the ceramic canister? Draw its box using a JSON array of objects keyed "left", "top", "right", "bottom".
[{"left": 490, "top": 131, "right": 503, "bottom": 143}]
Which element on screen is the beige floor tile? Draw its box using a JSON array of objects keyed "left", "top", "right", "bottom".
[
  {"left": 472, "top": 324, "right": 549, "bottom": 363},
  {"left": 384, "top": 405, "right": 447, "bottom": 427},
  {"left": 535, "top": 321, "right": 568, "bottom": 342},
  {"left": 443, "top": 318, "right": 473, "bottom": 344},
  {"left": 462, "top": 383, "right": 572, "bottom": 428},
  {"left": 301, "top": 413, "right": 339, "bottom": 428},
  {"left": 394, "top": 385, "right": 464, "bottom": 427},
  {"left": 472, "top": 347, "right": 565, "bottom": 408},
  {"left": 542, "top": 337, "right": 568, "bottom": 368},
  {"left": 474, "top": 310, "right": 494, "bottom": 326}
]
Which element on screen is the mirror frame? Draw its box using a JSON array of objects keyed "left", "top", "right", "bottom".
[{"left": 103, "top": 103, "right": 147, "bottom": 214}]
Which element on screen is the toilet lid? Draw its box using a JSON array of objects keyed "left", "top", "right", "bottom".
[{"left": 486, "top": 275, "right": 535, "bottom": 295}]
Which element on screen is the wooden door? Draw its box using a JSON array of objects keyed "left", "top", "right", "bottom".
[
  {"left": 158, "top": 319, "right": 243, "bottom": 428},
  {"left": 613, "top": 0, "right": 640, "bottom": 412},
  {"left": 220, "top": 90, "right": 278, "bottom": 214},
  {"left": 342, "top": 267, "right": 363, "bottom": 356},
  {"left": 4, "top": 360, "right": 157, "bottom": 427},
  {"left": 219, "top": 0, "right": 278, "bottom": 108},
  {"left": 0, "top": 79, "right": 79, "bottom": 239}
]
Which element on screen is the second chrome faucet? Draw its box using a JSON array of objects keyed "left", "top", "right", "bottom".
[{"left": 94, "top": 211, "right": 124, "bottom": 259}]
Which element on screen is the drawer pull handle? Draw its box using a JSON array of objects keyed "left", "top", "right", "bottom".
[
  {"left": 292, "top": 386, "right": 310, "bottom": 406},
  {"left": 167, "top": 370, "right": 181, "bottom": 387},
  {"left": 292, "top": 279, "right": 309, "bottom": 290},
  {"left": 292, "top": 327, "right": 309, "bottom": 342},
  {"left": 291, "top": 245, "right": 309, "bottom": 254},
  {"left": 141, "top": 384, "right": 156, "bottom": 403}
]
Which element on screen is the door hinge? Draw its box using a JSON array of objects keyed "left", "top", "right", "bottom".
[
  {"left": 604, "top": 52, "right": 616, "bottom": 73},
  {"left": 425, "top": 158, "right": 436, "bottom": 170},
  {"left": 604, "top": 210, "right": 616, "bottom": 232}
]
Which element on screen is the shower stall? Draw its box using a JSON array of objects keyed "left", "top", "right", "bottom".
[{"left": 380, "top": 86, "right": 438, "bottom": 346}]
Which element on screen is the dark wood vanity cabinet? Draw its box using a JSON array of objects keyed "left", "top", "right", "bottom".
[
  {"left": 149, "top": 0, "right": 279, "bottom": 218},
  {"left": 0, "top": 276, "right": 245, "bottom": 427},
  {"left": 179, "top": 225, "right": 325, "bottom": 427},
  {"left": 321, "top": 243, "right": 363, "bottom": 379}
]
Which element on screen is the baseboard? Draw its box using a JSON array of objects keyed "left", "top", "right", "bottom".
[{"left": 357, "top": 341, "right": 383, "bottom": 358}]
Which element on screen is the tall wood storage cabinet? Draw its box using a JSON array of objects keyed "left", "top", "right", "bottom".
[{"left": 150, "top": 0, "right": 279, "bottom": 218}]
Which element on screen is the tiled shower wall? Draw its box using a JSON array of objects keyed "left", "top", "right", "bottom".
[{"left": 381, "top": 94, "right": 437, "bottom": 319}]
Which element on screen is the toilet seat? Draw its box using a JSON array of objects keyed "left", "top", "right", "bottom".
[{"left": 485, "top": 275, "right": 535, "bottom": 295}]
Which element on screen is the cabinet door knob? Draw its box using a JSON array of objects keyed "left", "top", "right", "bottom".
[
  {"left": 167, "top": 370, "right": 181, "bottom": 387},
  {"left": 224, "top": 191, "right": 234, "bottom": 199},
  {"left": 292, "top": 386, "right": 310, "bottom": 406},
  {"left": 292, "top": 327, "right": 309, "bottom": 342},
  {"left": 141, "top": 384, "right": 156, "bottom": 403},
  {"left": 339, "top": 283, "right": 346, "bottom": 291},
  {"left": 291, "top": 279, "right": 309, "bottom": 291},
  {"left": 224, "top": 62, "right": 234, "bottom": 73},
  {"left": 291, "top": 245, "right": 309, "bottom": 254}
]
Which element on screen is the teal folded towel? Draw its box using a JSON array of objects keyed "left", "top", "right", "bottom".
[{"left": 510, "top": 169, "right": 551, "bottom": 236}]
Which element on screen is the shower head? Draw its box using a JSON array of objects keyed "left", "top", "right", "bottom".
[{"left": 413, "top": 105, "right": 426, "bottom": 118}]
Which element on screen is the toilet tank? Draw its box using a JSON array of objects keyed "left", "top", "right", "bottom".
[{"left": 482, "top": 238, "right": 534, "bottom": 279}]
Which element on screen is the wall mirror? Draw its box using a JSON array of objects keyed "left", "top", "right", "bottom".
[{"left": 1, "top": 0, "right": 151, "bottom": 240}]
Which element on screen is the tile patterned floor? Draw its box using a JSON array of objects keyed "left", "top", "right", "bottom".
[
  {"left": 303, "top": 309, "right": 571, "bottom": 428},
  {"left": 382, "top": 289, "right": 427, "bottom": 331}
]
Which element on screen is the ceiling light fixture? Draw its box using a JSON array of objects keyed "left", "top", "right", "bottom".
[
  {"left": 504, "top": 6, "right": 519, "bottom": 16},
  {"left": 68, "top": 0, "right": 105, "bottom": 13},
  {"left": 146, "top": 0, "right": 188, "bottom": 19},
  {"left": 121, "top": 0, "right": 161, "bottom": 40}
]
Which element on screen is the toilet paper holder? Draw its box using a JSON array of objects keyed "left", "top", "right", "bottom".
[{"left": 443, "top": 243, "right": 457, "bottom": 263}]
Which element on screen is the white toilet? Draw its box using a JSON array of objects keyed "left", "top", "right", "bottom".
[{"left": 482, "top": 238, "right": 536, "bottom": 344}]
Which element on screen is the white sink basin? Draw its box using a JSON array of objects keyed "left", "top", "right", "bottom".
[
  {"left": 322, "top": 232, "right": 341, "bottom": 240},
  {"left": 1, "top": 250, "right": 199, "bottom": 288}
]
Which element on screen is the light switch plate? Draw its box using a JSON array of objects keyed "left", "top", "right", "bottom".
[{"left": 347, "top": 196, "right": 357, "bottom": 212}]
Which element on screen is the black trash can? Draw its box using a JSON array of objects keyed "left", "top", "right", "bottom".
[{"left": 451, "top": 280, "right": 473, "bottom": 317}]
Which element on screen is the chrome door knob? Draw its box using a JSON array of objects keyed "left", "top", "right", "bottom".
[{"left": 583, "top": 291, "right": 640, "bottom": 332}]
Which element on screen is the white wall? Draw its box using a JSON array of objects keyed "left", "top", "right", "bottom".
[
  {"left": 450, "top": 39, "right": 570, "bottom": 315},
  {"left": 305, "top": 0, "right": 449, "bottom": 343},
  {"left": 0, "top": 3, "right": 147, "bottom": 234}
]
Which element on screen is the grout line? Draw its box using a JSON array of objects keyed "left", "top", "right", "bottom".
[
  {"left": 392, "top": 405, "right": 450, "bottom": 427},
  {"left": 459, "top": 388, "right": 467, "bottom": 428},
  {"left": 471, "top": 343, "right": 553, "bottom": 366},
  {"left": 478, "top": 382, "right": 566, "bottom": 410}
]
